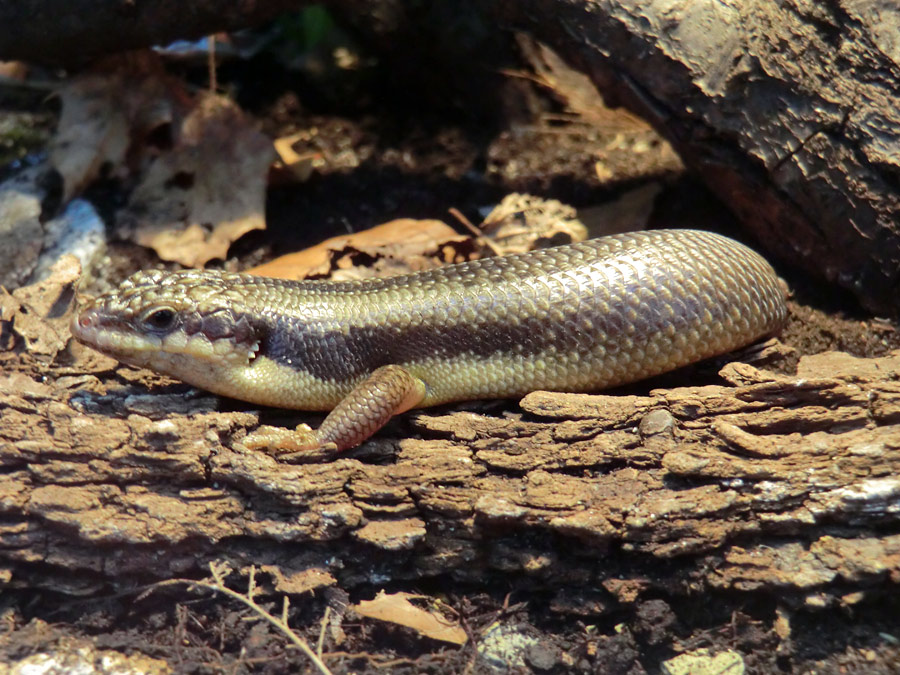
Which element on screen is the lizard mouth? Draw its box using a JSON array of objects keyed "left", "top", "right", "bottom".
[
  {"left": 72, "top": 302, "right": 262, "bottom": 368},
  {"left": 71, "top": 306, "right": 163, "bottom": 358}
]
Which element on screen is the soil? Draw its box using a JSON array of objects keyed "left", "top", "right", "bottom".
[{"left": 2, "top": 42, "right": 900, "bottom": 675}]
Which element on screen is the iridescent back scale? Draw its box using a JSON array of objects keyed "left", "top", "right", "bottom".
[{"left": 72, "top": 229, "right": 787, "bottom": 451}]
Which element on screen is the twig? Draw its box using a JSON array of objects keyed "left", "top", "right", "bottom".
[
  {"left": 150, "top": 562, "right": 333, "bottom": 675},
  {"left": 317, "top": 606, "right": 331, "bottom": 657},
  {"left": 207, "top": 35, "right": 217, "bottom": 93},
  {"left": 447, "top": 207, "right": 481, "bottom": 237}
]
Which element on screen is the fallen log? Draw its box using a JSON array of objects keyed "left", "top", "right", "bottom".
[{"left": 2, "top": 263, "right": 898, "bottom": 612}]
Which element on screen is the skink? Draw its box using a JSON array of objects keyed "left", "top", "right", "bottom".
[{"left": 71, "top": 229, "right": 787, "bottom": 452}]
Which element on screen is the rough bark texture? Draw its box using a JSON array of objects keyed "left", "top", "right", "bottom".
[{"left": 2, "top": 263, "right": 899, "bottom": 612}]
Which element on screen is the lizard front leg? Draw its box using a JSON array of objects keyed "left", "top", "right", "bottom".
[{"left": 242, "top": 364, "right": 428, "bottom": 453}]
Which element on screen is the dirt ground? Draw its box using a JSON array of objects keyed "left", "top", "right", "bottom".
[{"left": 2, "top": 40, "right": 900, "bottom": 675}]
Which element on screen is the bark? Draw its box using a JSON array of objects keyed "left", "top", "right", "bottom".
[
  {"left": 490, "top": 0, "right": 900, "bottom": 315},
  {"left": 2, "top": 263, "right": 899, "bottom": 610}
]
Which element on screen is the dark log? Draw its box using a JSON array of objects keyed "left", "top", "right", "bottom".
[
  {"left": 0, "top": 0, "right": 304, "bottom": 66},
  {"left": 490, "top": 0, "right": 900, "bottom": 315}
]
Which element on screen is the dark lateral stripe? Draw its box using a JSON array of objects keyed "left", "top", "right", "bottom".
[
  {"left": 256, "top": 298, "right": 645, "bottom": 383},
  {"left": 210, "top": 230, "right": 783, "bottom": 386}
]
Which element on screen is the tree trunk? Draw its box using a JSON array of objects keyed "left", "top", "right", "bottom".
[
  {"left": 0, "top": 0, "right": 304, "bottom": 66},
  {"left": 490, "top": 0, "right": 900, "bottom": 315}
]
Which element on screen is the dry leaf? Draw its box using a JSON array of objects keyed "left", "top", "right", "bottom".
[
  {"left": 49, "top": 52, "right": 184, "bottom": 202},
  {"left": 516, "top": 34, "right": 651, "bottom": 133},
  {"left": 0, "top": 166, "right": 45, "bottom": 288},
  {"left": 273, "top": 130, "right": 320, "bottom": 182},
  {"left": 480, "top": 193, "right": 587, "bottom": 255},
  {"left": 0, "top": 254, "right": 81, "bottom": 362},
  {"left": 247, "top": 218, "right": 473, "bottom": 280},
  {"left": 118, "top": 93, "right": 274, "bottom": 267},
  {"left": 50, "top": 75, "right": 129, "bottom": 202},
  {"left": 353, "top": 591, "right": 467, "bottom": 645}
]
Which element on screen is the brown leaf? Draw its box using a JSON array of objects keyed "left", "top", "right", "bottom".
[
  {"left": 273, "top": 130, "right": 320, "bottom": 182},
  {"left": 480, "top": 193, "right": 587, "bottom": 255},
  {"left": 0, "top": 254, "right": 81, "bottom": 362},
  {"left": 247, "top": 218, "right": 473, "bottom": 280},
  {"left": 353, "top": 591, "right": 467, "bottom": 645},
  {"left": 49, "top": 52, "right": 184, "bottom": 203},
  {"left": 0, "top": 166, "right": 45, "bottom": 288},
  {"left": 118, "top": 93, "right": 274, "bottom": 267},
  {"left": 515, "top": 34, "right": 651, "bottom": 133}
]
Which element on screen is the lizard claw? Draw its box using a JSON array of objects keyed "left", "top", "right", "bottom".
[{"left": 242, "top": 423, "right": 331, "bottom": 454}]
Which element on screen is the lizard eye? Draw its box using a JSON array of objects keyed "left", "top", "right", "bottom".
[{"left": 140, "top": 307, "right": 177, "bottom": 332}]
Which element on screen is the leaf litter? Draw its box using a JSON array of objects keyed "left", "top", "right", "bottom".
[{"left": 47, "top": 50, "right": 274, "bottom": 268}]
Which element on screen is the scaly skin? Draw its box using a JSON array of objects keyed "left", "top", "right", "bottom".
[{"left": 71, "top": 229, "right": 787, "bottom": 451}]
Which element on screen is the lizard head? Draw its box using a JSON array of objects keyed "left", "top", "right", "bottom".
[{"left": 71, "top": 269, "right": 264, "bottom": 378}]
